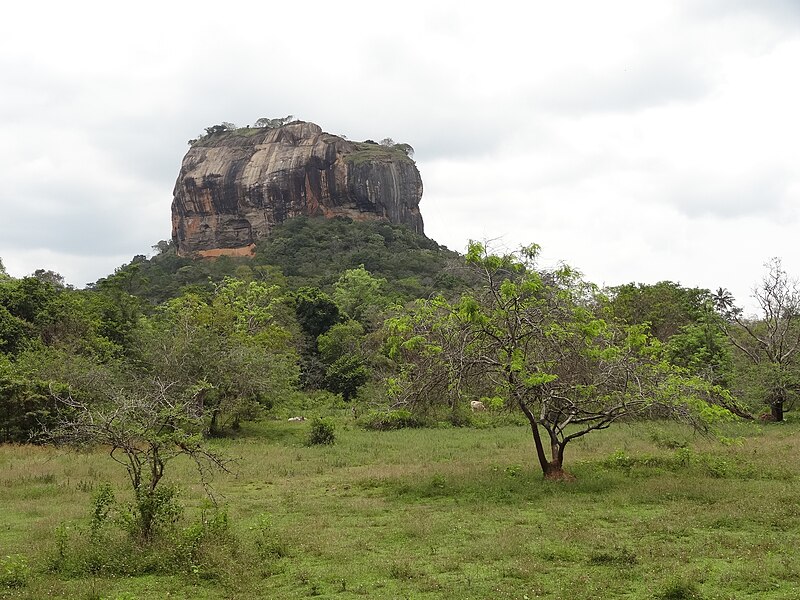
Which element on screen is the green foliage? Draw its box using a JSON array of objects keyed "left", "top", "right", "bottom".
[
  {"left": 49, "top": 493, "right": 239, "bottom": 581},
  {"left": 606, "top": 281, "right": 713, "bottom": 342},
  {"left": 332, "top": 265, "right": 389, "bottom": 326},
  {"left": 306, "top": 417, "right": 336, "bottom": 445},
  {"left": 317, "top": 320, "right": 364, "bottom": 364},
  {"left": 293, "top": 287, "right": 340, "bottom": 340},
  {"left": 0, "top": 554, "right": 30, "bottom": 589},
  {"left": 124, "top": 484, "right": 183, "bottom": 540},
  {"left": 324, "top": 355, "right": 370, "bottom": 402},
  {"left": 0, "top": 352, "right": 59, "bottom": 443},
  {"left": 386, "top": 242, "right": 737, "bottom": 477},
  {"left": 720, "top": 258, "right": 800, "bottom": 421},
  {"left": 360, "top": 409, "right": 423, "bottom": 431},
  {"left": 97, "top": 218, "right": 464, "bottom": 307},
  {"left": 251, "top": 513, "right": 289, "bottom": 560},
  {"left": 90, "top": 482, "right": 116, "bottom": 534}
]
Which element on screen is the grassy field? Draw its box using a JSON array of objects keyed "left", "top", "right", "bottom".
[{"left": 1, "top": 415, "right": 799, "bottom": 599}]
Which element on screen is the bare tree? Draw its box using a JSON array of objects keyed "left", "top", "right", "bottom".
[
  {"left": 715, "top": 258, "right": 800, "bottom": 421},
  {"left": 44, "top": 362, "right": 231, "bottom": 540}
]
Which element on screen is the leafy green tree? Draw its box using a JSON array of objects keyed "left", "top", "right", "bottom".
[
  {"left": 715, "top": 258, "right": 800, "bottom": 421},
  {"left": 388, "top": 243, "right": 736, "bottom": 479},
  {"left": 0, "top": 305, "right": 29, "bottom": 354},
  {"left": 324, "top": 355, "right": 370, "bottom": 402},
  {"left": 333, "top": 265, "right": 389, "bottom": 326},
  {"left": 607, "top": 281, "right": 712, "bottom": 342},
  {"left": 606, "top": 281, "right": 734, "bottom": 390},
  {"left": 663, "top": 313, "right": 734, "bottom": 390},
  {"left": 317, "top": 320, "right": 370, "bottom": 401},
  {"left": 40, "top": 278, "right": 298, "bottom": 536},
  {"left": 144, "top": 279, "right": 299, "bottom": 435},
  {"left": 0, "top": 354, "right": 54, "bottom": 443},
  {"left": 294, "top": 288, "right": 340, "bottom": 340},
  {"left": 204, "top": 123, "right": 236, "bottom": 136},
  {"left": 254, "top": 115, "right": 294, "bottom": 128}
]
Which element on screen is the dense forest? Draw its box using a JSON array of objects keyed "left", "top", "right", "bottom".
[{"left": 2, "top": 217, "right": 799, "bottom": 597}]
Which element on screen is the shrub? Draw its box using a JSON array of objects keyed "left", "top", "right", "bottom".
[
  {"left": 307, "top": 417, "right": 336, "bottom": 445},
  {"left": 656, "top": 579, "right": 703, "bottom": 600},
  {"left": 361, "top": 409, "right": 422, "bottom": 431},
  {"left": 48, "top": 489, "right": 239, "bottom": 580},
  {"left": 251, "top": 513, "right": 289, "bottom": 560},
  {"left": 0, "top": 554, "right": 30, "bottom": 589}
]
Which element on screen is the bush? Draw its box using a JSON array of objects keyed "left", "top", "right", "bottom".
[
  {"left": 48, "top": 488, "right": 240, "bottom": 580},
  {"left": 307, "top": 417, "right": 336, "bottom": 445},
  {"left": 656, "top": 579, "right": 703, "bottom": 600},
  {"left": 251, "top": 513, "right": 289, "bottom": 560},
  {"left": 361, "top": 409, "right": 423, "bottom": 431},
  {"left": 0, "top": 554, "right": 30, "bottom": 589}
]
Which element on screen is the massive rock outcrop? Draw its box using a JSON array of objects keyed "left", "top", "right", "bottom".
[{"left": 171, "top": 121, "right": 424, "bottom": 257}]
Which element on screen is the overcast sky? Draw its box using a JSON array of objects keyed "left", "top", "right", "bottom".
[{"left": 2, "top": 1, "right": 798, "bottom": 312}]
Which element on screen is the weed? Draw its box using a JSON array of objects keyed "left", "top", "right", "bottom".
[
  {"left": 650, "top": 429, "right": 689, "bottom": 450},
  {"left": 90, "top": 482, "right": 115, "bottom": 534},
  {"left": 588, "top": 546, "right": 638, "bottom": 566},
  {"left": 656, "top": 579, "right": 703, "bottom": 599},
  {"left": 251, "top": 513, "right": 289, "bottom": 559},
  {"left": 0, "top": 554, "right": 30, "bottom": 588}
]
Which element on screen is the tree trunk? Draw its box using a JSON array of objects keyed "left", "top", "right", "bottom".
[
  {"left": 771, "top": 400, "right": 784, "bottom": 422},
  {"left": 208, "top": 409, "right": 221, "bottom": 436},
  {"left": 517, "top": 397, "right": 550, "bottom": 475},
  {"left": 543, "top": 439, "right": 574, "bottom": 481}
]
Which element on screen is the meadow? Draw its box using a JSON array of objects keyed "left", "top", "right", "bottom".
[{"left": 1, "top": 415, "right": 799, "bottom": 599}]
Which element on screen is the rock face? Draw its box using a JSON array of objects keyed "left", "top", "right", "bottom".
[{"left": 171, "top": 121, "right": 424, "bottom": 257}]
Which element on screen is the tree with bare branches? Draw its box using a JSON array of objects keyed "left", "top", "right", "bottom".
[
  {"left": 41, "top": 279, "right": 298, "bottom": 539},
  {"left": 47, "top": 365, "right": 230, "bottom": 540},
  {"left": 715, "top": 258, "right": 800, "bottom": 421}
]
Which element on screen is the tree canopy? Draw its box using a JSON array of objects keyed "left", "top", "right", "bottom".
[{"left": 387, "top": 243, "right": 737, "bottom": 478}]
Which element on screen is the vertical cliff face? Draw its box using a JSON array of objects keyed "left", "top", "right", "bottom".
[{"left": 171, "top": 121, "right": 424, "bottom": 257}]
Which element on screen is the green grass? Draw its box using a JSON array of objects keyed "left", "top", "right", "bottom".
[{"left": 2, "top": 418, "right": 800, "bottom": 599}]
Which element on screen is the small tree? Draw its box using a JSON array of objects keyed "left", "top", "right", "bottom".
[
  {"left": 388, "top": 243, "right": 734, "bottom": 479},
  {"left": 43, "top": 355, "right": 226, "bottom": 542},
  {"left": 715, "top": 258, "right": 800, "bottom": 421}
]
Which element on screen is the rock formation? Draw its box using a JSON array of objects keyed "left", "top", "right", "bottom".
[{"left": 171, "top": 121, "right": 424, "bottom": 257}]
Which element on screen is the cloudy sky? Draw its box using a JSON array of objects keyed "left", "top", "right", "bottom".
[{"left": 1, "top": 1, "right": 798, "bottom": 312}]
